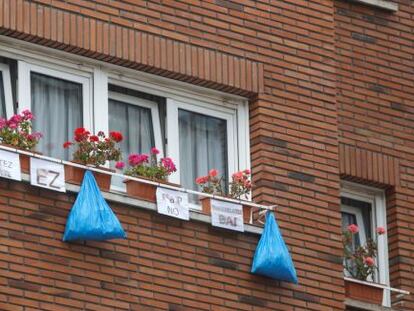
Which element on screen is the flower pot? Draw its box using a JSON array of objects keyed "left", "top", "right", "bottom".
[
  {"left": 200, "top": 197, "right": 253, "bottom": 223},
  {"left": 124, "top": 177, "right": 180, "bottom": 202},
  {"left": 344, "top": 280, "right": 383, "bottom": 305},
  {"left": 65, "top": 163, "right": 114, "bottom": 191},
  {"left": 0, "top": 144, "right": 41, "bottom": 174}
]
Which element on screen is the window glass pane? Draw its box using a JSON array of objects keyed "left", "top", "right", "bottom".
[
  {"left": 31, "top": 72, "right": 83, "bottom": 159},
  {"left": 0, "top": 72, "right": 6, "bottom": 118},
  {"left": 109, "top": 84, "right": 166, "bottom": 151},
  {"left": 178, "top": 109, "right": 228, "bottom": 193},
  {"left": 109, "top": 98, "right": 155, "bottom": 156},
  {"left": 341, "top": 212, "right": 361, "bottom": 247},
  {"left": 341, "top": 197, "right": 372, "bottom": 238},
  {"left": 109, "top": 98, "right": 155, "bottom": 188}
]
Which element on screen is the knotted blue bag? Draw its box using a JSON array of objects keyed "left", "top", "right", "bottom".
[
  {"left": 251, "top": 211, "right": 298, "bottom": 283},
  {"left": 63, "top": 170, "right": 126, "bottom": 241}
]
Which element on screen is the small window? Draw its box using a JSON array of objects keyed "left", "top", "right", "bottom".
[
  {"left": 341, "top": 197, "right": 372, "bottom": 279},
  {"left": 18, "top": 61, "right": 92, "bottom": 159},
  {"left": 341, "top": 183, "right": 390, "bottom": 306},
  {"left": 0, "top": 63, "right": 14, "bottom": 118}
]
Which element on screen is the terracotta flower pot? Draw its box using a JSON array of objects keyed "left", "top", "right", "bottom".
[
  {"left": 124, "top": 177, "right": 180, "bottom": 202},
  {"left": 345, "top": 280, "right": 383, "bottom": 305},
  {"left": 64, "top": 163, "right": 114, "bottom": 191},
  {"left": 20, "top": 151, "right": 43, "bottom": 174},
  {"left": 200, "top": 197, "right": 253, "bottom": 223},
  {"left": 0, "top": 144, "right": 41, "bottom": 174}
]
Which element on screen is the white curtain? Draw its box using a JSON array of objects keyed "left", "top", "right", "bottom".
[
  {"left": 31, "top": 72, "right": 82, "bottom": 159},
  {"left": 0, "top": 72, "right": 6, "bottom": 118},
  {"left": 178, "top": 109, "right": 228, "bottom": 192},
  {"left": 109, "top": 98, "right": 155, "bottom": 188}
]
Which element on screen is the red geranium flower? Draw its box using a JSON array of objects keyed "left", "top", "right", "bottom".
[
  {"left": 109, "top": 131, "right": 123, "bottom": 142},
  {"left": 89, "top": 135, "right": 99, "bottom": 142},
  {"left": 74, "top": 127, "right": 86, "bottom": 136},
  {"left": 63, "top": 141, "right": 72, "bottom": 149}
]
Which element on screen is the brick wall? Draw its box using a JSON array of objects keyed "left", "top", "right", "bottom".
[
  {"left": 335, "top": 0, "right": 414, "bottom": 309},
  {"left": 1, "top": 180, "right": 292, "bottom": 310},
  {"left": 0, "top": 0, "right": 411, "bottom": 310}
]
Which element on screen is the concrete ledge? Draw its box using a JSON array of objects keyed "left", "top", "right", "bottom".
[{"left": 348, "top": 0, "right": 398, "bottom": 11}]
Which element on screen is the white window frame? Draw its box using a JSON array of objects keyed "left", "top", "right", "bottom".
[
  {"left": 17, "top": 60, "right": 93, "bottom": 131},
  {"left": 108, "top": 90, "right": 164, "bottom": 192},
  {"left": 341, "top": 181, "right": 390, "bottom": 307},
  {"left": 166, "top": 98, "right": 237, "bottom": 184},
  {"left": 0, "top": 41, "right": 250, "bottom": 205},
  {"left": 0, "top": 63, "right": 14, "bottom": 118},
  {"left": 103, "top": 73, "right": 250, "bottom": 203}
]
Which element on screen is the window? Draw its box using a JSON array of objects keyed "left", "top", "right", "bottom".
[
  {"left": 178, "top": 110, "right": 228, "bottom": 191},
  {"left": 0, "top": 44, "right": 249, "bottom": 204},
  {"left": 0, "top": 63, "right": 14, "bottom": 118},
  {"left": 341, "top": 182, "right": 390, "bottom": 306},
  {"left": 18, "top": 61, "right": 92, "bottom": 159},
  {"left": 105, "top": 76, "right": 248, "bottom": 203},
  {"left": 167, "top": 98, "right": 239, "bottom": 203},
  {"left": 108, "top": 89, "right": 163, "bottom": 190}
]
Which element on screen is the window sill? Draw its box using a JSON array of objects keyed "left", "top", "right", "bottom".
[
  {"left": 17, "top": 171, "right": 264, "bottom": 235},
  {"left": 345, "top": 298, "right": 396, "bottom": 310},
  {"left": 344, "top": 278, "right": 409, "bottom": 310},
  {"left": 344, "top": 277, "right": 409, "bottom": 294},
  {"left": 347, "top": 0, "right": 398, "bottom": 11}
]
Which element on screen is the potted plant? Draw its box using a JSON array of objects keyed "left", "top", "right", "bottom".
[
  {"left": 63, "top": 128, "right": 123, "bottom": 191},
  {"left": 0, "top": 109, "right": 42, "bottom": 173},
  {"left": 121, "top": 147, "right": 178, "bottom": 202},
  {"left": 196, "top": 169, "right": 253, "bottom": 223},
  {"left": 343, "top": 224, "right": 386, "bottom": 304}
]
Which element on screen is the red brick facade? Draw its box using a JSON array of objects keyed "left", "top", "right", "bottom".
[{"left": 0, "top": 0, "right": 412, "bottom": 310}]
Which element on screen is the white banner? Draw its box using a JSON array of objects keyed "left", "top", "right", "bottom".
[
  {"left": 30, "top": 158, "right": 66, "bottom": 192},
  {"left": 0, "top": 149, "right": 21, "bottom": 181},
  {"left": 156, "top": 187, "right": 189, "bottom": 220},
  {"left": 211, "top": 199, "right": 244, "bottom": 232}
]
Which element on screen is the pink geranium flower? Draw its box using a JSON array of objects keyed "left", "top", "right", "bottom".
[
  {"left": 347, "top": 224, "right": 359, "bottom": 234},
  {"left": 232, "top": 171, "right": 243, "bottom": 181},
  {"left": 209, "top": 169, "right": 218, "bottom": 177},
  {"left": 115, "top": 161, "right": 125, "bottom": 170},
  {"left": 376, "top": 227, "right": 386, "bottom": 235},
  {"left": 196, "top": 176, "right": 209, "bottom": 185},
  {"left": 128, "top": 154, "right": 149, "bottom": 166},
  {"left": 364, "top": 257, "right": 375, "bottom": 267},
  {"left": 151, "top": 147, "right": 160, "bottom": 155},
  {"left": 161, "top": 157, "right": 176, "bottom": 173},
  {"left": 0, "top": 109, "right": 42, "bottom": 151}
]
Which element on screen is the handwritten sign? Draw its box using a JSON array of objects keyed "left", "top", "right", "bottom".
[
  {"left": 211, "top": 199, "right": 244, "bottom": 232},
  {"left": 156, "top": 187, "right": 189, "bottom": 220},
  {"left": 30, "top": 158, "right": 65, "bottom": 192},
  {"left": 0, "top": 149, "right": 21, "bottom": 181}
]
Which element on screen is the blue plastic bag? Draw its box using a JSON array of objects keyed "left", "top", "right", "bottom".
[
  {"left": 63, "top": 170, "right": 126, "bottom": 241},
  {"left": 251, "top": 211, "right": 298, "bottom": 283}
]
